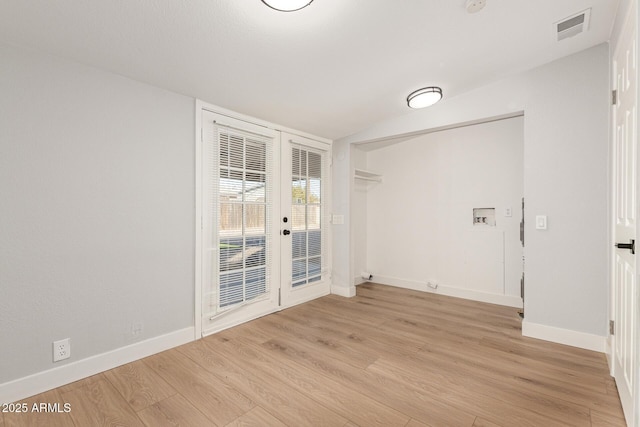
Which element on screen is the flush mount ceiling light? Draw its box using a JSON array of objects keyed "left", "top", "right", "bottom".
[
  {"left": 261, "top": 0, "right": 314, "bottom": 12},
  {"left": 407, "top": 87, "right": 443, "bottom": 109}
]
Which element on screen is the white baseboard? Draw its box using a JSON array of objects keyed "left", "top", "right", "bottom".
[
  {"left": 605, "top": 335, "right": 614, "bottom": 375},
  {"left": 353, "top": 276, "right": 367, "bottom": 286},
  {"left": 331, "top": 284, "right": 356, "bottom": 298},
  {"left": 522, "top": 320, "right": 606, "bottom": 353},
  {"left": 0, "top": 327, "right": 195, "bottom": 404},
  {"left": 372, "top": 274, "right": 523, "bottom": 308}
]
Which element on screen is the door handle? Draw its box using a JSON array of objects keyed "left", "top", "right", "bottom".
[
  {"left": 615, "top": 239, "right": 635, "bottom": 254},
  {"left": 282, "top": 229, "right": 291, "bottom": 236}
]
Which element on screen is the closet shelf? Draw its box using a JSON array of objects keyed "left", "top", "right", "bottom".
[{"left": 354, "top": 168, "right": 382, "bottom": 183}]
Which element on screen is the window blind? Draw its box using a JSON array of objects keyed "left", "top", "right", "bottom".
[{"left": 291, "top": 144, "right": 325, "bottom": 287}]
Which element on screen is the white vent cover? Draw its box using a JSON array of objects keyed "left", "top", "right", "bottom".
[{"left": 555, "top": 9, "right": 591, "bottom": 41}]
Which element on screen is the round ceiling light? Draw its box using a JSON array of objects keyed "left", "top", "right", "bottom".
[
  {"left": 407, "top": 87, "right": 443, "bottom": 109},
  {"left": 261, "top": 0, "right": 314, "bottom": 12}
]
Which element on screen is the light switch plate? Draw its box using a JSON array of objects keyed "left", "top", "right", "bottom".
[
  {"left": 504, "top": 207, "right": 512, "bottom": 217},
  {"left": 535, "top": 215, "right": 547, "bottom": 230},
  {"left": 332, "top": 214, "right": 344, "bottom": 225}
]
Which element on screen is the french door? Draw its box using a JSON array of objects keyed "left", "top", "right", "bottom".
[
  {"left": 280, "top": 133, "right": 331, "bottom": 307},
  {"left": 611, "top": 3, "right": 638, "bottom": 425},
  {"left": 199, "top": 110, "right": 330, "bottom": 336}
]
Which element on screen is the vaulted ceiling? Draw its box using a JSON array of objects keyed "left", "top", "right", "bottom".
[{"left": 0, "top": 0, "right": 621, "bottom": 139}]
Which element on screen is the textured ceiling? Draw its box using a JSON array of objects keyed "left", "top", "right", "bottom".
[{"left": 0, "top": 0, "right": 621, "bottom": 139}]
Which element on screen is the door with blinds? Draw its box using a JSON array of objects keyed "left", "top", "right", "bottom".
[
  {"left": 201, "top": 111, "right": 281, "bottom": 335},
  {"left": 200, "top": 111, "right": 331, "bottom": 335},
  {"left": 280, "top": 133, "right": 331, "bottom": 307}
]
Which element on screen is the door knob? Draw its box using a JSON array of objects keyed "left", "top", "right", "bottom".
[
  {"left": 615, "top": 239, "right": 635, "bottom": 254},
  {"left": 282, "top": 229, "right": 291, "bottom": 236}
]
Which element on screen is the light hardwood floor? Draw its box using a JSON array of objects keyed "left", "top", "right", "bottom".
[{"left": 3, "top": 283, "right": 626, "bottom": 426}]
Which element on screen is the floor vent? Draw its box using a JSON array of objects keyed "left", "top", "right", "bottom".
[{"left": 555, "top": 9, "right": 591, "bottom": 41}]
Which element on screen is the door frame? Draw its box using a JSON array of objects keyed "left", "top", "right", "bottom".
[{"left": 194, "top": 99, "right": 333, "bottom": 338}]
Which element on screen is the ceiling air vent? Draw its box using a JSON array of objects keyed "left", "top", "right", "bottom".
[{"left": 555, "top": 9, "right": 591, "bottom": 41}]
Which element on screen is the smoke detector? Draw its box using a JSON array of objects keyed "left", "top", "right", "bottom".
[{"left": 466, "top": 0, "right": 486, "bottom": 14}]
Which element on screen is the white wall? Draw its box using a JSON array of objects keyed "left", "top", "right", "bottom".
[
  {"left": 330, "top": 140, "right": 353, "bottom": 296},
  {"left": 336, "top": 43, "right": 610, "bottom": 346},
  {"left": 364, "top": 118, "right": 524, "bottom": 305},
  {"left": 0, "top": 43, "right": 195, "bottom": 385},
  {"left": 523, "top": 45, "right": 609, "bottom": 341},
  {"left": 351, "top": 146, "right": 369, "bottom": 285}
]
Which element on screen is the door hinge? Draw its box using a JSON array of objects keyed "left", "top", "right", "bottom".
[
  {"left": 201, "top": 127, "right": 203, "bottom": 142},
  {"left": 612, "top": 90, "right": 617, "bottom": 106},
  {"left": 610, "top": 320, "right": 615, "bottom": 335},
  {"left": 278, "top": 288, "right": 281, "bottom": 306}
]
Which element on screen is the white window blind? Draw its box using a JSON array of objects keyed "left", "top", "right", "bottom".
[{"left": 291, "top": 144, "right": 326, "bottom": 287}]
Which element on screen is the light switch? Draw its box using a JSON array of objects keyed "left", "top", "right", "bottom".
[
  {"left": 535, "top": 215, "right": 547, "bottom": 230},
  {"left": 332, "top": 214, "right": 344, "bottom": 225},
  {"left": 504, "top": 207, "right": 512, "bottom": 217}
]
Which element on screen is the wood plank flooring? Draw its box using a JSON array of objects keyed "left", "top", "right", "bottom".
[{"left": 2, "top": 283, "right": 626, "bottom": 426}]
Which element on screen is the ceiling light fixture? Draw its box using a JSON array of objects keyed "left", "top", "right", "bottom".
[
  {"left": 261, "top": 0, "right": 314, "bottom": 12},
  {"left": 407, "top": 87, "right": 443, "bottom": 109}
]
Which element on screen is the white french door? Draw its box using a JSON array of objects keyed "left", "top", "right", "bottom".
[
  {"left": 611, "top": 3, "right": 638, "bottom": 425},
  {"left": 280, "top": 133, "right": 331, "bottom": 307},
  {"left": 200, "top": 111, "right": 281, "bottom": 335},
  {"left": 198, "top": 109, "right": 331, "bottom": 335}
]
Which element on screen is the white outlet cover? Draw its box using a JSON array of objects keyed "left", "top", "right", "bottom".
[
  {"left": 53, "top": 338, "right": 71, "bottom": 362},
  {"left": 131, "top": 322, "right": 144, "bottom": 335},
  {"left": 332, "top": 214, "right": 344, "bottom": 225},
  {"left": 504, "top": 207, "right": 512, "bottom": 217}
]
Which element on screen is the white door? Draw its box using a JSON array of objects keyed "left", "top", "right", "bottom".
[
  {"left": 612, "top": 4, "right": 638, "bottom": 425},
  {"left": 200, "top": 111, "right": 281, "bottom": 335},
  {"left": 280, "top": 133, "right": 331, "bottom": 307}
]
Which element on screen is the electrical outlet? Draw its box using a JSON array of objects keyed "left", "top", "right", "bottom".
[
  {"left": 332, "top": 214, "right": 344, "bottom": 225},
  {"left": 53, "top": 338, "right": 70, "bottom": 362},
  {"left": 131, "top": 321, "right": 144, "bottom": 336}
]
